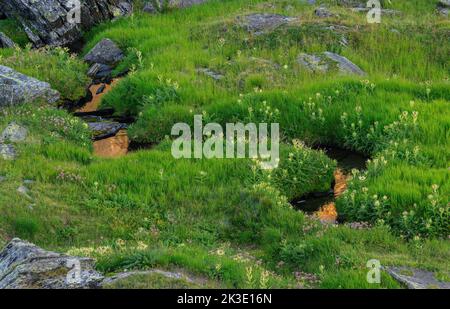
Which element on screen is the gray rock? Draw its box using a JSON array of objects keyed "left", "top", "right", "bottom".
[
  {"left": 315, "top": 7, "right": 334, "bottom": 18},
  {"left": 0, "top": 176, "right": 6, "bottom": 182},
  {"left": 298, "top": 52, "right": 366, "bottom": 76},
  {"left": 84, "top": 39, "right": 124, "bottom": 66},
  {"left": 323, "top": 51, "right": 366, "bottom": 75},
  {"left": 0, "top": 238, "right": 104, "bottom": 289},
  {"left": 197, "top": 68, "right": 224, "bottom": 81},
  {"left": 116, "top": 1, "right": 133, "bottom": 16},
  {"left": 87, "top": 63, "right": 113, "bottom": 80},
  {"left": 0, "top": 0, "right": 133, "bottom": 48},
  {"left": 0, "top": 144, "right": 16, "bottom": 160},
  {"left": 386, "top": 266, "right": 450, "bottom": 289},
  {"left": 240, "top": 14, "right": 296, "bottom": 34},
  {"left": 0, "top": 122, "right": 28, "bottom": 143},
  {"left": 88, "top": 122, "right": 127, "bottom": 140},
  {"left": 0, "top": 65, "right": 60, "bottom": 106},
  {"left": 0, "top": 32, "right": 15, "bottom": 48},
  {"left": 298, "top": 53, "right": 329, "bottom": 73}
]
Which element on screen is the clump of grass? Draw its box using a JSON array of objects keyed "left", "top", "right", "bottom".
[
  {"left": 0, "top": 46, "right": 90, "bottom": 101},
  {"left": 0, "top": 19, "right": 29, "bottom": 46}
]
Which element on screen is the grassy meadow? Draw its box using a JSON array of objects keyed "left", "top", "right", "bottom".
[{"left": 0, "top": 0, "right": 449, "bottom": 288}]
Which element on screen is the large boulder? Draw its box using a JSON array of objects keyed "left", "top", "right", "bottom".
[
  {"left": 0, "top": 0, "right": 133, "bottom": 48},
  {"left": 0, "top": 65, "right": 60, "bottom": 106},
  {"left": 298, "top": 52, "right": 366, "bottom": 76},
  {"left": 0, "top": 238, "right": 104, "bottom": 289},
  {"left": 0, "top": 32, "right": 15, "bottom": 48},
  {"left": 84, "top": 38, "right": 124, "bottom": 65}
]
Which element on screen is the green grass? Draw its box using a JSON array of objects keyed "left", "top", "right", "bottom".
[
  {"left": 0, "top": 0, "right": 449, "bottom": 289},
  {"left": 0, "top": 46, "right": 90, "bottom": 101},
  {"left": 0, "top": 19, "right": 29, "bottom": 47}
]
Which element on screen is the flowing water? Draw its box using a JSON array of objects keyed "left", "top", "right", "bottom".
[
  {"left": 292, "top": 146, "right": 368, "bottom": 223},
  {"left": 76, "top": 80, "right": 130, "bottom": 158}
]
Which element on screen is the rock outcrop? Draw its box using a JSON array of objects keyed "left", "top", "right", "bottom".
[
  {"left": 0, "top": 238, "right": 104, "bottom": 289},
  {"left": 0, "top": 65, "right": 60, "bottom": 106},
  {"left": 239, "top": 14, "right": 296, "bottom": 34},
  {"left": 298, "top": 52, "right": 366, "bottom": 76},
  {"left": 0, "top": 0, "right": 133, "bottom": 48},
  {"left": 386, "top": 266, "right": 450, "bottom": 289}
]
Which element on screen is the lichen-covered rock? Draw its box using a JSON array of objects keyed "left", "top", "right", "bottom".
[
  {"left": 0, "top": 32, "right": 15, "bottom": 48},
  {"left": 239, "top": 14, "right": 296, "bottom": 34},
  {"left": 0, "top": 122, "right": 28, "bottom": 143},
  {"left": 298, "top": 52, "right": 366, "bottom": 76},
  {"left": 386, "top": 266, "right": 450, "bottom": 289},
  {"left": 0, "top": 238, "right": 104, "bottom": 289},
  {"left": 0, "top": 0, "right": 133, "bottom": 48},
  {"left": 298, "top": 53, "right": 329, "bottom": 73},
  {"left": 84, "top": 38, "right": 124, "bottom": 66},
  {"left": 0, "top": 144, "right": 16, "bottom": 160},
  {"left": 88, "top": 121, "right": 127, "bottom": 140},
  {"left": 0, "top": 65, "right": 60, "bottom": 106}
]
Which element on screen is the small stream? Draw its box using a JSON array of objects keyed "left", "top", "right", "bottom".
[
  {"left": 74, "top": 79, "right": 132, "bottom": 158},
  {"left": 291, "top": 145, "right": 368, "bottom": 223}
]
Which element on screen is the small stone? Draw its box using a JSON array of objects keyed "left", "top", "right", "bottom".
[
  {"left": 0, "top": 122, "right": 28, "bottom": 143},
  {"left": 0, "top": 176, "right": 6, "bottom": 182},
  {"left": 315, "top": 7, "right": 334, "bottom": 18},
  {"left": 17, "top": 185, "right": 30, "bottom": 198},
  {"left": 88, "top": 122, "right": 127, "bottom": 140},
  {"left": 0, "top": 144, "right": 16, "bottom": 160}
]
